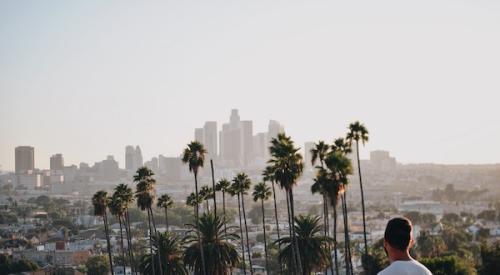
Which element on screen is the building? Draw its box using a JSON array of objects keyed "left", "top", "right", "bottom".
[
  {"left": 144, "top": 157, "right": 159, "bottom": 173},
  {"left": 304, "top": 142, "right": 315, "bottom": 169},
  {"left": 50, "top": 154, "right": 64, "bottom": 171},
  {"left": 96, "top": 156, "right": 120, "bottom": 181},
  {"left": 158, "top": 155, "right": 181, "bottom": 181},
  {"left": 240, "top": 120, "right": 253, "bottom": 165},
  {"left": 194, "top": 128, "right": 204, "bottom": 143},
  {"left": 15, "top": 146, "right": 34, "bottom": 174},
  {"left": 125, "top": 145, "right": 143, "bottom": 172},
  {"left": 203, "top": 121, "right": 218, "bottom": 157}
]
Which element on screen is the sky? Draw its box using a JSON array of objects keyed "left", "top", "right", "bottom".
[{"left": 1, "top": 0, "right": 500, "bottom": 171}]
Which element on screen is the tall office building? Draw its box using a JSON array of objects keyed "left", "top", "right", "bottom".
[
  {"left": 125, "top": 145, "right": 143, "bottom": 172},
  {"left": 266, "top": 120, "right": 285, "bottom": 158},
  {"left": 203, "top": 121, "right": 218, "bottom": 157},
  {"left": 50, "top": 154, "right": 64, "bottom": 171},
  {"left": 135, "top": 146, "right": 143, "bottom": 169},
  {"left": 240, "top": 120, "right": 253, "bottom": 165},
  {"left": 304, "top": 142, "right": 315, "bottom": 168},
  {"left": 253, "top": 132, "right": 267, "bottom": 160},
  {"left": 15, "top": 146, "right": 35, "bottom": 174},
  {"left": 220, "top": 109, "right": 246, "bottom": 166},
  {"left": 194, "top": 128, "right": 204, "bottom": 143}
]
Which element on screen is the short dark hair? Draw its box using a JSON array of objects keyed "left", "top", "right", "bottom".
[{"left": 384, "top": 217, "right": 412, "bottom": 251}]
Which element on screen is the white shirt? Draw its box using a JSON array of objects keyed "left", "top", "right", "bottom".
[{"left": 378, "top": 260, "right": 432, "bottom": 275}]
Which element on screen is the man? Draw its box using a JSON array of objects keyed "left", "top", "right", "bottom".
[{"left": 378, "top": 217, "right": 432, "bottom": 275}]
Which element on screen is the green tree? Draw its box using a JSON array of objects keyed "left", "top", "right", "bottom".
[
  {"left": 184, "top": 212, "right": 240, "bottom": 275},
  {"left": 346, "top": 121, "right": 369, "bottom": 256},
  {"left": 92, "top": 191, "right": 114, "bottom": 275},
  {"left": 157, "top": 194, "right": 174, "bottom": 230},
  {"left": 114, "top": 183, "right": 137, "bottom": 274},
  {"left": 253, "top": 181, "right": 272, "bottom": 273},
  {"left": 140, "top": 232, "right": 187, "bottom": 275},
  {"left": 417, "top": 231, "right": 448, "bottom": 257},
  {"left": 182, "top": 141, "right": 208, "bottom": 275},
  {"left": 109, "top": 192, "right": 127, "bottom": 275},
  {"left": 361, "top": 238, "right": 389, "bottom": 275},
  {"left": 215, "top": 178, "right": 231, "bottom": 234},
  {"left": 134, "top": 167, "right": 162, "bottom": 275},
  {"left": 199, "top": 185, "right": 215, "bottom": 211},
  {"left": 479, "top": 242, "right": 500, "bottom": 275},
  {"left": 232, "top": 173, "right": 254, "bottom": 274},
  {"left": 86, "top": 255, "right": 110, "bottom": 275},
  {"left": 262, "top": 165, "right": 283, "bottom": 274},
  {"left": 420, "top": 255, "right": 476, "bottom": 275},
  {"left": 276, "top": 215, "right": 333, "bottom": 275},
  {"left": 268, "top": 133, "right": 304, "bottom": 274}
]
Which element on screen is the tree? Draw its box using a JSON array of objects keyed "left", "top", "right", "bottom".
[
  {"left": 184, "top": 212, "right": 240, "bottom": 274},
  {"left": 253, "top": 181, "right": 272, "bottom": 273},
  {"left": 86, "top": 255, "right": 110, "bottom": 275},
  {"left": 134, "top": 167, "right": 162, "bottom": 275},
  {"left": 420, "top": 255, "right": 476, "bottom": 275},
  {"left": 140, "top": 232, "right": 187, "bottom": 275},
  {"left": 157, "top": 194, "right": 174, "bottom": 231},
  {"left": 182, "top": 141, "right": 208, "bottom": 275},
  {"left": 276, "top": 215, "right": 333, "bottom": 275},
  {"left": 109, "top": 191, "right": 127, "bottom": 275},
  {"left": 417, "top": 231, "right": 447, "bottom": 258},
  {"left": 92, "top": 190, "right": 114, "bottom": 275},
  {"left": 346, "top": 121, "right": 369, "bottom": 256},
  {"left": 199, "top": 186, "right": 215, "bottom": 211},
  {"left": 215, "top": 178, "right": 231, "bottom": 234},
  {"left": 268, "top": 133, "right": 304, "bottom": 274},
  {"left": 361, "top": 238, "right": 389, "bottom": 275},
  {"left": 262, "top": 165, "right": 283, "bottom": 274},
  {"left": 114, "top": 183, "right": 137, "bottom": 274},
  {"left": 232, "top": 173, "right": 254, "bottom": 274},
  {"left": 479, "top": 242, "right": 500, "bottom": 275}
]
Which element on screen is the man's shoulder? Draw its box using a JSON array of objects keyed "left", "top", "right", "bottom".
[{"left": 377, "top": 260, "right": 432, "bottom": 275}]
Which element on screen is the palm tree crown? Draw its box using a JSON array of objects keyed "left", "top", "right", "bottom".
[
  {"left": 92, "top": 191, "right": 109, "bottom": 216},
  {"left": 214, "top": 178, "right": 231, "bottom": 193},
  {"left": 346, "top": 121, "right": 369, "bottom": 145},
  {"left": 157, "top": 194, "right": 173, "bottom": 210},
  {"left": 311, "top": 141, "right": 329, "bottom": 167},
  {"left": 181, "top": 141, "right": 207, "bottom": 174},
  {"left": 252, "top": 182, "right": 271, "bottom": 203}
]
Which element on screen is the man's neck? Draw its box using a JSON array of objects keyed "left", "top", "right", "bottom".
[{"left": 389, "top": 250, "right": 412, "bottom": 263}]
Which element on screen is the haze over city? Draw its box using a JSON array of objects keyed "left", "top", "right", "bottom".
[{"left": 1, "top": 1, "right": 500, "bottom": 171}]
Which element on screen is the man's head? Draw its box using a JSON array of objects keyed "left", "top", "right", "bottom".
[{"left": 383, "top": 217, "right": 414, "bottom": 261}]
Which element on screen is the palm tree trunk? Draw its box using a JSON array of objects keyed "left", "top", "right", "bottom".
[
  {"left": 210, "top": 159, "right": 217, "bottom": 218},
  {"left": 285, "top": 189, "right": 297, "bottom": 275},
  {"left": 237, "top": 193, "right": 247, "bottom": 275},
  {"left": 356, "top": 141, "right": 368, "bottom": 256},
  {"left": 341, "top": 193, "right": 353, "bottom": 275},
  {"left": 147, "top": 209, "right": 156, "bottom": 275},
  {"left": 322, "top": 194, "right": 328, "bottom": 275},
  {"left": 124, "top": 211, "right": 137, "bottom": 275},
  {"left": 261, "top": 200, "right": 269, "bottom": 274},
  {"left": 333, "top": 205, "right": 339, "bottom": 275},
  {"left": 119, "top": 216, "right": 126, "bottom": 275},
  {"left": 289, "top": 189, "right": 303, "bottom": 275},
  {"left": 222, "top": 191, "right": 227, "bottom": 235},
  {"left": 240, "top": 192, "right": 254, "bottom": 275},
  {"left": 103, "top": 212, "right": 115, "bottom": 275},
  {"left": 271, "top": 181, "right": 283, "bottom": 275},
  {"left": 325, "top": 196, "right": 335, "bottom": 275},
  {"left": 194, "top": 172, "right": 208, "bottom": 275},
  {"left": 149, "top": 208, "right": 163, "bottom": 275},
  {"left": 164, "top": 208, "right": 169, "bottom": 232}
]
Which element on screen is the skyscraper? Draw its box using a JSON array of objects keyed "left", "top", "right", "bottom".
[
  {"left": 240, "top": 120, "right": 253, "bottom": 165},
  {"left": 50, "top": 154, "right": 64, "bottom": 171},
  {"left": 203, "top": 121, "right": 218, "bottom": 157},
  {"left": 135, "top": 146, "right": 143, "bottom": 170},
  {"left": 15, "top": 146, "right": 34, "bottom": 174},
  {"left": 125, "top": 145, "right": 135, "bottom": 171},
  {"left": 194, "top": 128, "right": 204, "bottom": 143}
]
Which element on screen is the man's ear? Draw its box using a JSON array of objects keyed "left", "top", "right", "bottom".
[{"left": 409, "top": 237, "right": 414, "bottom": 249}]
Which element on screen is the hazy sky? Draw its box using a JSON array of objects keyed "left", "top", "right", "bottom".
[{"left": 1, "top": 0, "right": 499, "bottom": 171}]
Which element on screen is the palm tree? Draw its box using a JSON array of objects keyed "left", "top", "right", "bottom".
[
  {"left": 310, "top": 141, "right": 332, "bottom": 275},
  {"left": 184, "top": 212, "right": 240, "bottom": 275},
  {"left": 232, "top": 173, "right": 254, "bottom": 275},
  {"left": 276, "top": 215, "right": 333, "bottom": 275},
  {"left": 157, "top": 194, "right": 174, "bottom": 231},
  {"left": 268, "top": 133, "right": 304, "bottom": 274},
  {"left": 140, "top": 232, "right": 188, "bottom": 275},
  {"left": 252, "top": 182, "right": 272, "bottom": 273},
  {"left": 262, "top": 165, "right": 283, "bottom": 274},
  {"left": 210, "top": 159, "right": 218, "bottom": 218},
  {"left": 114, "top": 183, "right": 136, "bottom": 275},
  {"left": 187, "top": 192, "right": 203, "bottom": 214},
  {"left": 325, "top": 148, "right": 353, "bottom": 275},
  {"left": 228, "top": 183, "right": 247, "bottom": 275},
  {"left": 182, "top": 141, "right": 208, "bottom": 275},
  {"left": 214, "top": 178, "right": 231, "bottom": 234},
  {"left": 346, "top": 121, "right": 369, "bottom": 256},
  {"left": 109, "top": 192, "right": 127, "bottom": 275},
  {"left": 92, "top": 191, "right": 114, "bottom": 275},
  {"left": 134, "top": 167, "right": 162, "bottom": 275},
  {"left": 199, "top": 185, "right": 215, "bottom": 212}
]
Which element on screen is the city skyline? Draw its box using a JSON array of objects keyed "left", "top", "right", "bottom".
[{"left": 2, "top": 1, "right": 500, "bottom": 171}]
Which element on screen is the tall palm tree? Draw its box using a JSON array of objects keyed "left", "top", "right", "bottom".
[
  {"left": 252, "top": 182, "right": 272, "bottom": 273},
  {"left": 200, "top": 185, "right": 215, "bottom": 212},
  {"left": 232, "top": 173, "right": 254, "bottom": 275},
  {"left": 268, "top": 133, "right": 304, "bottom": 274},
  {"left": 182, "top": 141, "right": 208, "bottom": 275},
  {"left": 109, "top": 192, "right": 127, "bottom": 275},
  {"left": 325, "top": 148, "right": 353, "bottom": 275},
  {"left": 184, "top": 212, "right": 240, "bottom": 275},
  {"left": 214, "top": 178, "right": 231, "bottom": 235},
  {"left": 114, "top": 183, "right": 136, "bottom": 275},
  {"left": 140, "top": 231, "right": 188, "bottom": 275},
  {"left": 92, "top": 191, "right": 114, "bottom": 275},
  {"left": 310, "top": 141, "right": 332, "bottom": 275},
  {"left": 228, "top": 183, "right": 247, "bottom": 275},
  {"left": 134, "top": 166, "right": 162, "bottom": 275},
  {"left": 210, "top": 159, "right": 218, "bottom": 218},
  {"left": 346, "top": 121, "right": 369, "bottom": 256},
  {"left": 262, "top": 165, "right": 283, "bottom": 274},
  {"left": 157, "top": 194, "right": 174, "bottom": 231},
  {"left": 187, "top": 192, "right": 203, "bottom": 214},
  {"left": 276, "top": 215, "right": 333, "bottom": 275}
]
